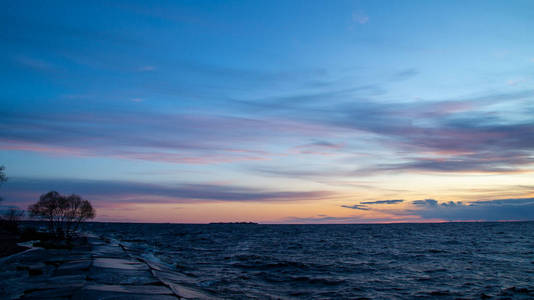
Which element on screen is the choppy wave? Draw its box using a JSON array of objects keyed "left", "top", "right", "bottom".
[{"left": 82, "top": 222, "right": 534, "bottom": 299}]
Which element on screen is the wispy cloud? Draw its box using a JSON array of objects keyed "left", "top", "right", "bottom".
[
  {"left": 507, "top": 78, "right": 525, "bottom": 86},
  {"left": 4, "top": 0, "right": 534, "bottom": 224},
  {"left": 341, "top": 204, "right": 369, "bottom": 210},
  {"left": 295, "top": 197, "right": 534, "bottom": 223},
  {"left": 293, "top": 140, "right": 345, "bottom": 155},
  {"left": 361, "top": 199, "right": 404, "bottom": 205},
  {"left": 352, "top": 11, "right": 369, "bottom": 25},
  {"left": 238, "top": 88, "right": 534, "bottom": 175},
  {"left": 282, "top": 215, "right": 423, "bottom": 224},
  {"left": 2, "top": 177, "right": 333, "bottom": 206},
  {"left": 406, "top": 198, "right": 534, "bottom": 221},
  {"left": 412, "top": 199, "right": 439, "bottom": 206},
  {"left": 138, "top": 65, "right": 156, "bottom": 72},
  {"left": 363, "top": 151, "right": 534, "bottom": 174},
  {"left": 390, "top": 69, "right": 419, "bottom": 81},
  {"left": 0, "top": 110, "right": 326, "bottom": 164},
  {"left": 342, "top": 199, "right": 404, "bottom": 211},
  {"left": 14, "top": 56, "right": 56, "bottom": 71}
]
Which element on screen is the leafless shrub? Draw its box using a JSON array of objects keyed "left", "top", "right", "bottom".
[
  {"left": 0, "top": 165, "right": 6, "bottom": 202},
  {"left": 0, "top": 207, "right": 24, "bottom": 233},
  {"left": 28, "top": 191, "right": 96, "bottom": 238}
]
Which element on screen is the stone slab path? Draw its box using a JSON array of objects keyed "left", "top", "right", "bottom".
[{"left": 0, "top": 234, "right": 218, "bottom": 299}]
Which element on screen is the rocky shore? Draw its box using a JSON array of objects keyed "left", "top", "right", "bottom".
[{"left": 0, "top": 234, "right": 218, "bottom": 299}]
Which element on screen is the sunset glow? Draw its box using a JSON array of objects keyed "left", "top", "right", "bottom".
[{"left": 2, "top": 1, "right": 534, "bottom": 223}]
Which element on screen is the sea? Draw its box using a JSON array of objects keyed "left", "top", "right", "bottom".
[{"left": 82, "top": 222, "right": 534, "bottom": 299}]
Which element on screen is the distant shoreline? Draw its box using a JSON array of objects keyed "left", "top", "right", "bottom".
[
  {"left": 71, "top": 220, "right": 534, "bottom": 225},
  {"left": 208, "top": 222, "right": 258, "bottom": 225}
]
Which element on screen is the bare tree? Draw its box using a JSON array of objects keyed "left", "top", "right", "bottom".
[
  {"left": 0, "top": 165, "right": 6, "bottom": 202},
  {"left": 28, "top": 191, "right": 96, "bottom": 238},
  {"left": 64, "top": 194, "right": 96, "bottom": 236},
  {"left": 0, "top": 165, "right": 6, "bottom": 184},
  {"left": 0, "top": 165, "right": 22, "bottom": 233},
  {"left": 1, "top": 207, "right": 25, "bottom": 233}
]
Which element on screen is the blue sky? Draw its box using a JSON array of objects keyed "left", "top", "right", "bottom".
[{"left": 1, "top": 1, "right": 534, "bottom": 223}]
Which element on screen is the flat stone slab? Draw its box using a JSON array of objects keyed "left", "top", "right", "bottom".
[
  {"left": 1, "top": 234, "right": 193, "bottom": 299},
  {"left": 44, "top": 255, "right": 91, "bottom": 266},
  {"left": 82, "top": 284, "right": 174, "bottom": 294},
  {"left": 6, "top": 249, "right": 49, "bottom": 264},
  {"left": 55, "top": 260, "right": 92, "bottom": 275},
  {"left": 15, "top": 262, "right": 47, "bottom": 276},
  {"left": 88, "top": 267, "right": 160, "bottom": 285},
  {"left": 142, "top": 259, "right": 175, "bottom": 272},
  {"left": 73, "top": 291, "right": 177, "bottom": 300},
  {"left": 21, "top": 286, "right": 82, "bottom": 299},
  {"left": 167, "top": 283, "right": 219, "bottom": 300},
  {"left": 91, "top": 245, "right": 126, "bottom": 258},
  {"left": 25, "top": 274, "right": 86, "bottom": 290},
  {"left": 93, "top": 258, "right": 148, "bottom": 270},
  {"left": 73, "top": 284, "right": 177, "bottom": 300},
  {"left": 153, "top": 269, "right": 199, "bottom": 286},
  {"left": 151, "top": 270, "right": 220, "bottom": 299}
]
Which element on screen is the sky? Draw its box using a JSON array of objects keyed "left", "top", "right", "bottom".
[{"left": 1, "top": 0, "right": 534, "bottom": 223}]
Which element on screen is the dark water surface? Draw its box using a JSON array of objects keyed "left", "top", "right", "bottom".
[{"left": 83, "top": 222, "right": 534, "bottom": 299}]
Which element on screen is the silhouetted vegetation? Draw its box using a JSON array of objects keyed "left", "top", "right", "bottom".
[
  {"left": 0, "top": 165, "right": 30, "bottom": 256},
  {"left": 1, "top": 208, "right": 24, "bottom": 233},
  {"left": 0, "top": 167, "right": 95, "bottom": 254},
  {"left": 0, "top": 165, "right": 6, "bottom": 202},
  {"left": 0, "top": 165, "right": 6, "bottom": 183},
  {"left": 0, "top": 166, "right": 22, "bottom": 234},
  {"left": 28, "top": 191, "right": 95, "bottom": 239}
]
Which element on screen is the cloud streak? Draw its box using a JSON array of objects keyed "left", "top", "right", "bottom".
[
  {"left": 2, "top": 177, "right": 332, "bottom": 206},
  {"left": 342, "top": 199, "right": 404, "bottom": 211},
  {"left": 352, "top": 11, "right": 369, "bottom": 25},
  {"left": 406, "top": 198, "right": 534, "bottom": 221},
  {"left": 241, "top": 88, "right": 534, "bottom": 175},
  {"left": 295, "top": 197, "right": 534, "bottom": 224},
  {"left": 0, "top": 110, "right": 333, "bottom": 164},
  {"left": 361, "top": 199, "right": 404, "bottom": 205},
  {"left": 341, "top": 204, "right": 369, "bottom": 210}
]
